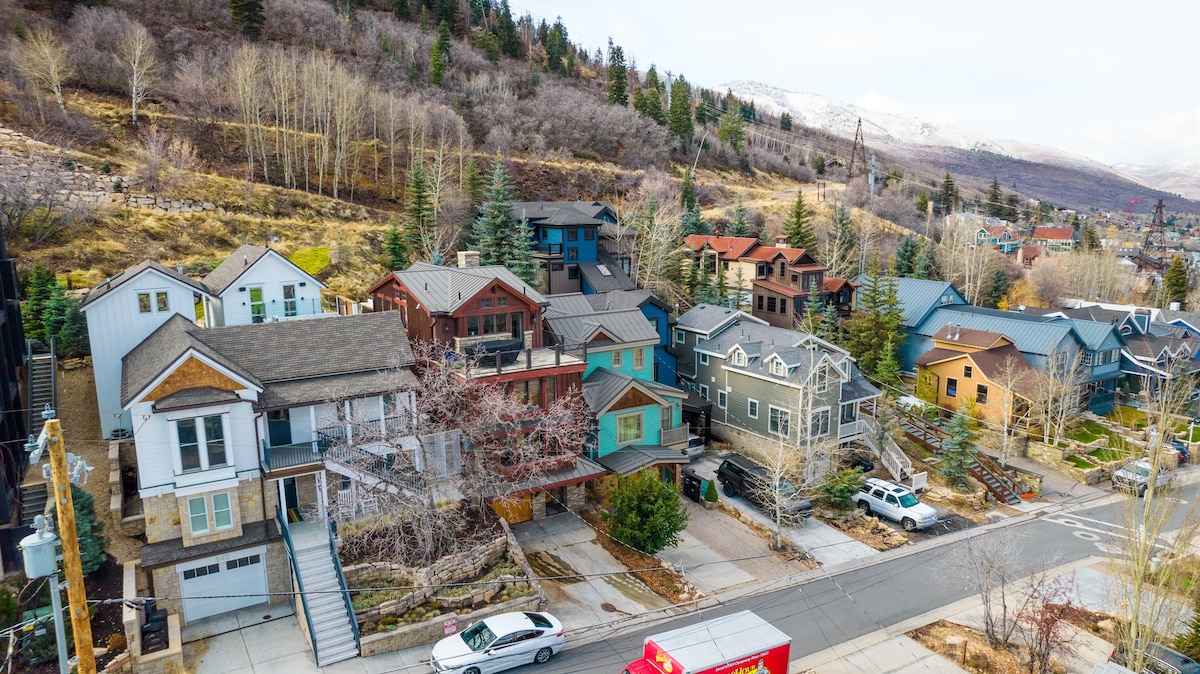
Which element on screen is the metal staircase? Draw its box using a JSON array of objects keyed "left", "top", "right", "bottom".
[
  {"left": 19, "top": 482, "right": 47, "bottom": 526},
  {"left": 26, "top": 339, "right": 56, "bottom": 432},
  {"left": 277, "top": 510, "right": 359, "bottom": 667}
]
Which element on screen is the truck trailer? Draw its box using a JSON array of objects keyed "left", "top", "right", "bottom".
[{"left": 622, "top": 610, "right": 791, "bottom": 674}]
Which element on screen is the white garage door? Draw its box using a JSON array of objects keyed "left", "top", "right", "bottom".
[{"left": 179, "top": 546, "right": 268, "bottom": 622}]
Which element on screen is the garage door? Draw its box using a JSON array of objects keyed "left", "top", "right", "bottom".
[
  {"left": 490, "top": 496, "right": 532, "bottom": 523},
  {"left": 179, "top": 547, "right": 268, "bottom": 622}
]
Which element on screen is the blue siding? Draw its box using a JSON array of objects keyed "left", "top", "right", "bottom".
[
  {"left": 595, "top": 404, "right": 663, "bottom": 457},
  {"left": 637, "top": 304, "right": 678, "bottom": 386},
  {"left": 584, "top": 346, "right": 653, "bottom": 381},
  {"left": 535, "top": 226, "right": 598, "bottom": 263},
  {"left": 654, "top": 348, "right": 677, "bottom": 386}
]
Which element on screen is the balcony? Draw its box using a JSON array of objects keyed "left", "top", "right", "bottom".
[
  {"left": 838, "top": 419, "right": 866, "bottom": 440},
  {"left": 660, "top": 424, "right": 689, "bottom": 447},
  {"left": 261, "top": 439, "right": 328, "bottom": 473},
  {"left": 534, "top": 242, "right": 564, "bottom": 255}
]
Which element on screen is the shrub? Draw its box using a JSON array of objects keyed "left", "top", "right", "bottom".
[
  {"left": 703, "top": 480, "right": 718, "bottom": 503},
  {"left": 603, "top": 470, "right": 688, "bottom": 554},
  {"left": 49, "top": 486, "right": 105, "bottom": 575},
  {"left": 106, "top": 632, "right": 127, "bottom": 651},
  {"left": 815, "top": 468, "right": 867, "bottom": 512}
]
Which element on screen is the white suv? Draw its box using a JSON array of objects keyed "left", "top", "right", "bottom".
[{"left": 852, "top": 477, "right": 938, "bottom": 531}]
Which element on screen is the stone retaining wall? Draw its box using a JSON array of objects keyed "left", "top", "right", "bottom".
[{"left": 359, "top": 595, "right": 543, "bottom": 658}]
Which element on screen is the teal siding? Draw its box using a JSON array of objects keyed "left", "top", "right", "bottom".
[
  {"left": 584, "top": 346, "right": 653, "bottom": 380},
  {"left": 595, "top": 404, "right": 663, "bottom": 457}
]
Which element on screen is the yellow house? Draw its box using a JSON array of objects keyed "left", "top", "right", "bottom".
[{"left": 915, "top": 326, "right": 1040, "bottom": 426}]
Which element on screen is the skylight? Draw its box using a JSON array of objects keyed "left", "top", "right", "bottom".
[{"left": 597, "top": 265, "right": 612, "bottom": 277}]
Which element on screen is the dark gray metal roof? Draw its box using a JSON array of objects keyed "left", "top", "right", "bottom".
[
  {"left": 596, "top": 446, "right": 689, "bottom": 476},
  {"left": 390, "top": 263, "right": 548, "bottom": 314},
  {"left": 582, "top": 368, "right": 686, "bottom": 414},
  {"left": 578, "top": 249, "right": 636, "bottom": 292},
  {"left": 585, "top": 289, "right": 670, "bottom": 313},
  {"left": 544, "top": 293, "right": 596, "bottom": 318},
  {"left": 122, "top": 312, "right": 417, "bottom": 408},
  {"left": 79, "top": 260, "right": 212, "bottom": 310},
  {"left": 482, "top": 456, "right": 607, "bottom": 498},
  {"left": 141, "top": 520, "right": 276, "bottom": 570},
  {"left": 546, "top": 308, "right": 659, "bottom": 348},
  {"left": 153, "top": 387, "right": 243, "bottom": 413},
  {"left": 510, "top": 200, "right": 615, "bottom": 226},
  {"left": 260, "top": 369, "right": 420, "bottom": 409}
]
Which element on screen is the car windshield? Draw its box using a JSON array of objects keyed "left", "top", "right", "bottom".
[
  {"left": 898, "top": 492, "right": 919, "bottom": 508},
  {"left": 460, "top": 621, "right": 497, "bottom": 651},
  {"left": 1128, "top": 462, "right": 1151, "bottom": 477},
  {"left": 775, "top": 479, "right": 797, "bottom": 497}
]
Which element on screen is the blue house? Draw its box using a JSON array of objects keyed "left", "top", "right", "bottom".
[
  {"left": 583, "top": 289, "right": 677, "bottom": 386},
  {"left": 512, "top": 201, "right": 636, "bottom": 296},
  {"left": 877, "top": 277, "right": 968, "bottom": 371}
]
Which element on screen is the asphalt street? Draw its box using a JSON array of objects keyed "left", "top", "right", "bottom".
[{"left": 505, "top": 481, "right": 1199, "bottom": 673}]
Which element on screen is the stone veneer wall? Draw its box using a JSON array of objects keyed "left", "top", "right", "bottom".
[
  {"left": 359, "top": 595, "right": 543, "bottom": 658},
  {"left": 114, "top": 561, "right": 183, "bottom": 674},
  {"left": 144, "top": 478, "right": 277, "bottom": 545},
  {"left": 147, "top": 539, "right": 288, "bottom": 623}
]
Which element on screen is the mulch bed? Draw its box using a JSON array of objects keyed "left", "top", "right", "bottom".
[
  {"left": 579, "top": 510, "right": 690, "bottom": 602},
  {"left": 21, "top": 556, "right": 124, "bottom": 673}
]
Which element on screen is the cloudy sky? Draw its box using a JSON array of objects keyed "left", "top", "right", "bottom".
[{"left": 511, "top": 1, "right": 1200, "bottom": 167}]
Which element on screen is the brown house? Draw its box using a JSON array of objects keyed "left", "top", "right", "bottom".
[{"left": 914, "top": 325, "right": 1040, "bottom": 427}]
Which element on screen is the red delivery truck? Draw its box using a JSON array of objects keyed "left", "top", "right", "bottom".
[{"left": 622, "top": 610, "right": 790, "bottom": 674}]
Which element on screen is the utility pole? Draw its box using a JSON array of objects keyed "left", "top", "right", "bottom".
[
  {"left": 35, "top": 413, "right": 96, "bottom": 674},
  {"left": 847, "top": 118, "right": 868, "bottom": 178}
]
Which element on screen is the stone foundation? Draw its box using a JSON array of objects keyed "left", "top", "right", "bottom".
[
  {"left": 359, "top": 595, "right": 542, "bottom": 658},
  {"left": 120, "top": 561, "right": 184, "bottom": 674}
]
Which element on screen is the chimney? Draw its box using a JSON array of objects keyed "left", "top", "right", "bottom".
[
  {"left": 176, "top": 264, "right": 185, "bottom": 274},
  {"left": 775, "top": 235, "right": 789, "bottom": 249},
  {"left": 457, "top": 250, "right": 481, "bottom": 268}
]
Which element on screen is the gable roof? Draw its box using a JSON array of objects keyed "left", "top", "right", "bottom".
[
  {"left": 584, "top": 289, "right": 670, "bottom": 314},
  {"left": 981, "top": 225, "right": 1009, "bottom": 237},
  {"left": 823, "top": 276, "right": 857, "bottom": 293},
  {"left": 681, "top": 235, "right": 760, "bottom": 261},
  {"left": 202, "top": 245, "right": 325, "bottom": 295},
  {"left": 916, "top": 343, "right": 1039, "bottom": 398},
  {"left": 1032, "top": 227, "right": 1078, "bottom": 241},
  {"left": 581, "top": 368, "right": 686, "bottom": 415},
  {"left": 546, "top": 309, "right": 658, "bottom": 348},
  {"left": 696, "top": 321, "right": 851, "bottom": 385},
  {"left": 739, "top": 246, "right": 822, "bottom": 267},
  {"left": 918, "top": 306, "right": 1078, "bottom": 357},
  {"left": 867, "top": 276, "right": 967, "bottom": 328},
  {"left": 510, "top": 200, "right": 615, "bottom": 226},
  {"left": 544, "top": 293, "right": 596, "bottom": 318},
  {"left": 80, "top": 260, "right": 212, "bottom": 310},
  {"left": 377, "top": 263, "right": 548, "bottom": 314},
  {"left": 930, "top": 325, "right": 1012, "bottom": 349},
  {"left": 122, "top": 311, "right": 417, "bottom": 409},
  {"left": 675, "top": 303, "right": 763, "bottom": 334}
]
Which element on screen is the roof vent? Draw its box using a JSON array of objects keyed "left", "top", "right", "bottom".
[
  {"left": 243, "top": 254, "right": 248, "bottom": 266},
  {"left": 176, "top": 264, "right": 185, "bottom": 274}
]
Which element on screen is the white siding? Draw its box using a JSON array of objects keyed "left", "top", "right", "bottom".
[
  {"left": 132, "top": 397, "right": 260, "bottom": 495},
  {"left": 213, "top": 253, "right": 323, "bottom": 326},
  {"left": 83, "top": 271, "right": 203, "bottom": 439}
]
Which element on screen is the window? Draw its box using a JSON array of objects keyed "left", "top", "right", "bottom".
[
  {"left": 649, "top": 317, "right": 659, "bottom": 332},
  {"left": 567, "top": 247, "right": 579, "bottom": 261},
  {"left": 584, "top": 228, "right": 595, "bottom": 241},
  {"left": 212, "top": 492, "right": 233, "bottom": 529},
  {"left": 612, "top": 350, "right": 623, "bottom": 368},
  {"left": 840, "top": 403, "right": 857, "bottom": 424},
  {"left": 940, "top": 294, "right": 954, "bottom": 305},
  {"left": 616, "top": 412, "right": 644, "bottom": 444},
  {"left": 544, "top": 376, "right": 557, "bottom": 405},
  {"left": 567, "top": 265, "right": 580, "bottom": 280},
  {"left": 176, "top": 415, "right": 227, "bottom": 473},
  {"left": 747, "top": 399, "right": 759, "bottom": 418},
  {"left": 204, "top": 416, "right": 226, "bottom": 467},
  {"left": 771, "top": 359, "right": 786, "bottom": 376},
  {"left": 567, "top": 229, "right": 579, "bottom": 242},
  {"left": 769, "top": 406, "right": 790, "bottom": 437},
  {"left": 699, "top": 352, "right": 709, "bottom": 365},
  {"left": 510, "top": 312, "right": 523, "bottom": 339},
  {"left": 757, "top": 264, "right": 766, "bottom": 277},
  {"left": 156, "top": 292, "right": 169, "bottom": 312},
  {"left": 1110, "top": 348, "right": 1119, "bottom": 361},
  {"left": 480, "top": 298, "right": 493, "bottom": 309},
  {"left": 138, "top": 293, "right": 152, "bottom": 313},
  {"left": 497, "top": 297, "right": 508, "bottom": 307},
  {"left": 976, "top": 384, "right": 989, "bottom": 405},
  {"left": 767, "top": 297, "right": 777, "bottom": 313},
  {"left": 634, "top": 347, "right": 645, "bottom": 370},
  {"left": 946, "top": 377, "right": 958, "bottom": 397},
  {"left": 963, "top": 365, "right": 973, "bottom": 378},
  {"left": 792, "top": 274, "right": 799, "bottom": 283},
  {"left": 1082, "top": 352, "right": 1094, "bottom": 366},
  {"left": 183, "top": 563, "right": 220, "bottom": 580},
  {"left": 815, "top": 366, "right": 829, "bottom": 392},
  {"left": 717, "top": 390, "right": 727, "bottom": 408},
  {"left": 779, "top": 262, "right": 786, "bottom": 276},
  {"left": 810, "top": 409, "right": 830, "bottom": 437},
  {"left": 675, "top": 329, "right": 685, "bottom": 344},
  {"left": 732, "top": 350, "right": 746, "bottom": 366},
  {"left": 780, "top": 299, "right": 788, "bottom": 314},
  {"left": 757, "top": 296, "right": 764, "bottom": 310},
  {"left": 467, "top": 313, "right": 510, "bottom": 337},
  {"left": 188, "top": 497, "right": 208, "bottom": 534},
  {"left": 249, "top": 287, "right": 265, "bottom": 323},
  {"left": 178, "top": 421, "right": 201, "bottom": 472},
  {"left": 283, "top": 284, "right": 297, "bottom": 317},
  {"left": 699, "top": 384, "right": 709, "bottom": 399},
  {"left": 226, "top": 554, "right": 261, "bottom": 571}
]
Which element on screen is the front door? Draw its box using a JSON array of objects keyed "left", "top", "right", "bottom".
[{"left": 282, "top": 477, "right": 300, "bottom": 517}]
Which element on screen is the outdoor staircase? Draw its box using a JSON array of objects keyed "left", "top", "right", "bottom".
[
  {"left": 294, "top": 546, "right": 359, "bottom": 667},
  {"left": 19, "top": 482, "right": 47, "bottom": 526},
  {"left": 26, "top": 347, "right": 56, "bottom": 431}
]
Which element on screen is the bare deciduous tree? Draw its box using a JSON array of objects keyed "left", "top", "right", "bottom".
[
  {"left": 0, "top": 148, "right": 91, "bottom": 245},
  {"left": 1033, "top": 351, "right": 1082, "bottom": 445},
  {"left": 10, "top": 29, "right": 74, "bottom": 120},
  {"left": 136, "top": 126, "right": 198, "bottom": 193},
  {"left": 1016, "top": 568, "right": 1078, "bottom": 674},
  {"left": 956, "top": 529, "right": 1027, "bottom": 648},
  {"left": 113, "top": 20, "right": 157, "bottom": 127}
]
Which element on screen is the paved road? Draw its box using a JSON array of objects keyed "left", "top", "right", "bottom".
[{"left": 505, "top": 481, "right": 1197, "bottom": 673}]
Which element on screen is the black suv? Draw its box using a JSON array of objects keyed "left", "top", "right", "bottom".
[
  {"left": 1111, "top": 641, "right": 1200, "bottom": 674},
  {"left": 716, "top": 454, "right": 813, "bottom": 520}
]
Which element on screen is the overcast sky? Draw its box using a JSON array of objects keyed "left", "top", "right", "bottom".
[{"left": 511, "top": 1, "right": 1200, "bottom": 167}]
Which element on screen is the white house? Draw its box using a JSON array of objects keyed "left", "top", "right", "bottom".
[
  {"left": 79, "top": 261, "right": 214, "bottom": 439},
  {"left": 202, "top": 245, "right": 326, "bottom": 327}
]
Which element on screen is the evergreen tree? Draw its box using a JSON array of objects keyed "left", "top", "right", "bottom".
[
  {"left": 461, "top": 155, "right": 484, "bottom": 210},
  {"left": 985, "top": 177, "right": 1003, "bottom": 217},
  {"left": 818, "top": 300, "right": 843, "bottom": 344},
  {"left": 1176, "top": 595, "right": 1200, "bottom": 661},
  {"left": 780, "top": 111, "right": 793, "bottom": 131},
  {"left": 602, "top": 470, "right": 688, "bottom": 554},
  {"left": 812, "top": 154, "right": 826, "bottom": 175},
  {"left": 872, "top": 337, "right": 903, "bottom": 395},
  {"left": 680, "top": 170, "right": 697, "bottom": 213},
  {"left": 1003, "top": 193, "right": 1021, "bottom": 222},
  {"left": 472, "top": 159, "right": 537, "bottom": 285},
  {"left": 56, "top": 300, "right": 88, "bottom": 358},
  {"left": 667, "top": 76, "right": 693, "bottom": 146},
  {"left": 782, "top": 190, "right": 815, "bottom": 250},
  {"left": 606, "top": 40, "right": 627, "bottom": 106},
  {"left": 913, "top": 242, "right": 942, "bottom": 281},
  {"left": 633, "top": 66, "right": 665, "bottom": 124},
  {"left": 50, "top": 486, "right": 105, "bottom": 575},
  {"left": 544, "top": 18, "right": 568, "bottom": 74},
  {"left": 1165, "top": 256, "right": 1189, "bottom": 309},
  {"left": 893, "top": 234, "right": 920, "bottom": 277},
  {"left": 940, "top": 409, "right": 977, "bottom": 491},
  {"left": 717, "top": 101, "right": 746, "bottom": 154},
  {"left": 404, "top": 163, "right": 436, "bottom": 259},
  {"left": 799, "top": 281, "right": 822, "bottom": 335},
  {"left": 983, "top": 268, "right": 1010, "bottom": 309},
  {"left": 1080, "top": 222, "right": 1101, "bottom": 252},
  {"left": 680, "top": 207, "right": 710, "bottom": 236},
  {"left": 725, "top": 201, "right": 750, "bottom": 237},
  {"left": 846, "top": 256, "right": 904, "bottom": 377},
  {"left": 230, "top": 0, "right": 265, "bottom": 39},
  {"left": 496, "top": 0, "right": 519, "bottom": 58},
  {"left": 915, "top": 189, "right": 929, "bottom": 215},
  {"left": 383, "top": 222, "right": 407, "bottom": 270},
  {"left": 430, "top": 20, "right": 451, "bottom": 85},
  {"left": 22, "top": 265, "right": 56, "bottom": 340},
  {"left": 937, "top": 172, "right": 958, "bottom": 213},
  {"left": 392, "top": 0, "right": 411, "bottom": 20}
]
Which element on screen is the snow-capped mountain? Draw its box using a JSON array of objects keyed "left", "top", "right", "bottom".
[{"left": 1115, "top": 163, "right": 1200, "bottom": 201}]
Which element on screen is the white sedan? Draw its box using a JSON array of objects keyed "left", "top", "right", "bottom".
[{"left": 430, "top": 611, "right": 564, "bottom": 674}]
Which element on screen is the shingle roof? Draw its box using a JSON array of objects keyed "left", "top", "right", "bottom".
[
  {"left": 675, "top": 304, "right": 757, "bottom": 333},
  {"left": 546, "top": 309, "right": 658, "bottom": 348},
  {"left": 582, "top": 368, "right": 686, "bottom": 414},
  {"left": 80, "top": 260, "right": 212, "bottom": 310},
  {"left": 388, "top": 263, "right": 548, "bottom": 314},
  {"left": 510, "top": 201, "right": 614, "bottom": 226},
  {"left": 122, "top": 312, "right": 417, "bottom": 408},
  {"left": 202, "top": 245, "right": 273, "bottom": 294},
  {"left": 1032, "top": 227, "right": 1078, "bottom": 241},
  {"left": 152, "top": 387, "right": 243, "bottom": 413},
  {"left": 840, "top": 373, "right": 881, "bottom": 403},
  {"left": 915, "top": 344, "right": 1038, "bottom": 397},
  {"left": 697, "top": 321, "right": 849, "bottom": 385},
  {"left": 866, "top": 276, "right": 966, "bottom": 328}
]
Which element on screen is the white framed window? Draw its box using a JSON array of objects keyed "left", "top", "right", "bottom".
[
  {"left": 249, "top": 286, "right": 266, "bottom": 323},
  {"left": 188, "top": 497, "right": 209, "bottom": 534},
  {"left": 771, "top": 359, "right": 786, "bottom": 376},
  {"left": 1082, "top": 352, "right": 1094, "bottom": 366},
  {"left": 815, "top": 366, "right": 829, "bottom": 392},
  {"left": 156, "top": 292, "right": 169, "bottom": 312},
  {"left": 175, "top": 415, "right": 228, "bottom": 474},
  {"left": 747, "top": 399, "right": 759, "bottom": 418},
  {"left": 717, "top": 391, "right": 727, "bottom": 408},
  {"left": 810, "top": 409, "right": 830, "bottom": 437},
  {"left": 769, "top": 406, "right": 790, "bottom": 437},
  {"left": 732, "top": 350, "right": 747, "bottom": 366},
  {"left": 616, "top": 412, "right": 644, "bottom": 444},
  {"left": 634, "top": 347, "right": 646, "bottom": 370},
  {"left": 212, "top": 492, "right": 233, "bottom": 529},
  {"left": 699, "top": 352, "right": 709, "bottom": 365},
  {"left": 675, "top": 329, "right": 685, "bottom": 344},
  {"left": 138, "top": 292, "right": 152, "bottom": 313},
  {"left": 699, "top": 384, "right": 709, "bottom": 400},
  {"left": 283, "top": 284, "right": 298, "bottom": 317},
  {"left": 610, "top": 350, "right": 622, "bottom": 368}
]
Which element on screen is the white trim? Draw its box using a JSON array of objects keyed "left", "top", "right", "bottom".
[
  {"left": 699, "top": 352, "right": 710, "bottom": 365},
  {"left": 615, "top": 410, "right": 645, "bottom": 445},
  {"left": 809, "top": 406, "right": 831, "bottom": 437},
  {"left": 211, "top": 492, "right": 234, "bottom": 530},
  {"left": 699, "top": 384, "right": 709, "bottom": 400},
  {"left": 768, "top": 405, "right": 791, "bottom": 438},
  {"left": 127, "top": 347, "right": 263, "bottom": 407},
  {"left": 79, "top": 266, "right": 214, "bottom": 313},
  {"left": 717, "top": 390, "right": 727, "bottom": 409},
  {"left": 187, "top": 496, "right": 210, "bottom": 535},
  {"left": 747, "top": 398, "right": 759, "bottom": 419}
]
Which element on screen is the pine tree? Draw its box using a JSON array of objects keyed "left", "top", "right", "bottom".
[
  {"left": 461, "top": 155, "right": 484, "bottom": 210},
  {"left": 431, "top": 20, "right": 451, "bottom": 85},
  {"left": 1081, "top": 222, "right": 1101, "bottom": 252},
  {"left": 471, "top": 159, "right": 537, "bottom": 285},
  {"left": 780, "top": 112, "right": 793, "bottom": 131},
  {"left": 1177, "top": 596, "right": 1200, "bottom": 661},
  {"left": 846, "top": 256, "right": 904, "bottom": 377},
  {"left": 230, "top": 0, "right": 265, "bottom": 39},
  {"left": 913, "top": 242, "right": 942, "bottom": 281},
  {"left": 667, "top": 76, "right": 693, "bottom": 146},
  {"left": 606, "top": 40, "right": 627, "bottom": 106},
  {"left": 893, "top": 234, "right": 920, "bottom": 277},
  {"left": 496, "top": 0, "right": 519, "bottom": 58},
  {"left": 404, "top": 164, "right": 436, "bottom": 259},
  {"left": 984, "top": 268, "right": 1010, "bottom": 309},
  {"left": 1003, "top": 193, "right": 1021, "bottom": 222},
  {"left": 633, "top": 65, "right": 665, "bottom": 125},
  {"left": 940, "top": 409, "right": 977, "bottom": 491},
  {"left": 56, "top": 299, "right": 88, "bottom": 358},
  {"left": 782, "top": 190, "right": 815, "bottom": 250},
  {"left": 725, "top": 201, "right": 750, "bottom": 237},
  {"left": 873, "top": 337, "right": 903, "bottom": 395},
  {"left": 383, "top": 222, "right": 407, "bottom": 270},
  {"left": 22, "top": 266, "right": 56, "bottom": 341},
  {"left": 717, "top": 101, "right": 746, "bottom": 154},
  {"left": 544, "top": 18, "right": 568, "bottom": 75},
  {"left": 799, "top": 280, "right": 822, "bottom": 335},
  {"left": 818, "top": 300, "right": 843, "bottom": 344},
  {"left": 938, "top": 172, "right": 958, "bottom": 213},
  {"left": 680, "top": 171, "right": 697, "bottom": 213},
  {"left": 985, "top": 177, "right": 1003, "bottom": 217},
  {"left": 392, "top": 0, "right": 410, "bottom": 20},
  {"left": 50, "top": 486, "right": 105, "bottom": 575},
  {"left": 1165, "top": 256, "right": 1189, "bottom": 309},
  {"left": 680, "top": 207, "right": 709, "bottom": 236},
  {"left": 915, "top": 189, "right": 929, "bottom": 215}
]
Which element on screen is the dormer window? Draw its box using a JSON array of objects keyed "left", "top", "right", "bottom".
[
  {"left": 771, "top": 359, "right": 786, "bottom": 376},
  {"left": 732, "top": 350, "right": 747, "bottom": 366}
]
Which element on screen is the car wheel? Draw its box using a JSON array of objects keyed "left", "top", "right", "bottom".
[
  {"left": 902, "top": 518, "right": 917, "bottom": 531},
  {"left": 857, "top": 500, "right": 871, "bottom": 515},
  {"left": 1138, "top": 485, "right": 1147, "bottom": 498},
  {"left": 723, "top": 481, "right": 737, "bottom": 497},
  {"left": 464, "top": 668, "right": 481, "bottom": 674},
  {"left": 534, "top": 647, "right": 553, "bottom": 664}
]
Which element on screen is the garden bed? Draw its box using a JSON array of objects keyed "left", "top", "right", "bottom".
[
  {"left": 1087, "top": 447, "right": 1130, "bottom": 463},
  {"left": 1106, "top": 404, "right": 1148, "bottom": 430},
  {"left": 819, "top": 509, "right": 908, "bottom": 551},
  {"left": 1065, "top": 455, "right": 1097, "bottom": 469},
  {"left": 580, "top": 509, "right": 693, "bottom": 602}
]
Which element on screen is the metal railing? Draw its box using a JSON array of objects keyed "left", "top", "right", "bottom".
[
  {"left": 276, "top": 506, "right": 319, "bottom": 665},
  {"left": 534, "top": 242, "right": 563, "bottom": 255},
  {"left": 327, "top": 518, "right": 360, "bottom": 655},
  {"left": 660, "top": 425, "right": 689, "bottom": 446},
  {"left": 261, "top": 439, "right": 327, "bottom": 472}
]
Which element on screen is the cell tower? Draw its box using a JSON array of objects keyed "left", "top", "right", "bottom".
[
  {"left": 847, "top": 118, "right": 868, "bottom": 178},
  {"left": 1142, "top": 198, "right": 1167, "bottom": 262}
]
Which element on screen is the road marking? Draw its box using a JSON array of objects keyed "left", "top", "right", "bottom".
[{"left": 1072, "top": 531, "right": 1100, "bottom": 541}]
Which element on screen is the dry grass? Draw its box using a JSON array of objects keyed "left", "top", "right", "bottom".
[
  {"left": 819, "top": 509, "right": 909, "bottom": 551},
  {"left": 579, "top": 509, "right": 691, "bottom": 602},
  {"left": 908, "top": 620, "right": 1036, "bottom": 674}
]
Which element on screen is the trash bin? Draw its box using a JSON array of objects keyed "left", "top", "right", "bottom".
[{"left": 682, "top": 468, "right": 702, "bottom": 503}]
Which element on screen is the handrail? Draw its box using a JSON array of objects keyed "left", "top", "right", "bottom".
[
  {"left": 327, "top": 518, "right": 360, "bottom": 653},
  {"left": 277, "top": 506, "right": 319, "bottom": 664}
]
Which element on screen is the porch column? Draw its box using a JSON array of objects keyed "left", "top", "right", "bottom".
[
  {"left": 309, "top": 406, "right": 317, "bottom": 451},
  {"left": 316, "top": 471, "right": 328, "bottom": 523},
  {"left": 276, "top": 478, "right": 286, "bottom": 518}
]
